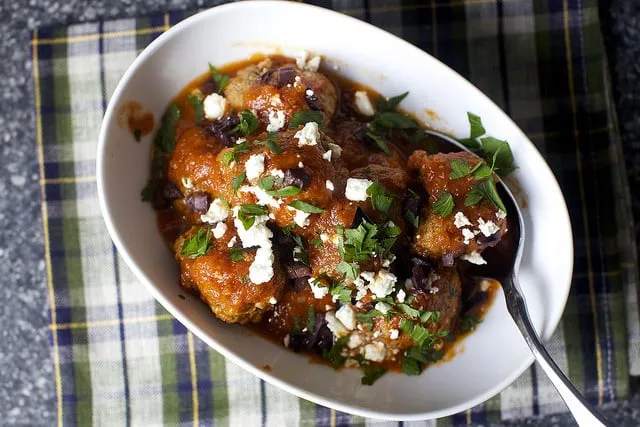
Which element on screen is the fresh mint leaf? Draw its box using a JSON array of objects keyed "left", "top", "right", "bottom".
[
  {"left": 231, "top": 172, "right": 246, "bottom": 193},
  {"left": 154, "top": 103, "right": 181, "bottom": 153},
  {"left": 449, "top": 160, "right": 471, "bottom": 180},
  {"left": 480, "top": 136, "right": 516, "bottom": 176},
  {"left": 181, "top": 228, "right": 212, "bottom": 259},
  {"left": 376, "top": 112, "right": 419, "bottom": 129},
  {"left": 254, "top": 132, "right": 282, "bottom": 154},
  {"left": 289, "top": 110, "right": 323, "bottom": 129},
  {"left": 366, "top": 180, "right": 394, "bottom": 214},
  {"left": 402, "top": 355, "right": 421, "bottom": 376},
  {"left": 288, "top": 200, "right": 325, "bottom": 213},
  {"left": 365, "top": 130, "right": 391, "bottom": 155},
  {"left": 266, "top": 186, "right": 301, "bottom": 197},
  {"left": 257, "top": 176, "right": 275, "bottom": 191},
  {"left": 229, "top": 247, "right": 244, "bottom": 262},
  {"left": 376, "top": 92, "right": 409, "bottom": 113},
  {"left": 187, "top": 92, "right": 204, "bottom": 124},
  {"left": 336, "top": 261, "right": 359, "bottom": 280},
  {"left": 208, "top": 64, "right": 230, "bottom": 93},
  {"left": 432, "top": 192, "right": 454, "bottom": 217},
  {"left": 361, "top": 365, "right": 387, "bottom": 386},
  {"left": 464, "top": 180, "right": 506, "bottom": 212},
  {"left": 233, "top": 110, "right": 260, "bottom": 135},
  {"left": 467, "top": 112, "right": 485, "bottom": 139},
  {"left": 237, "top": 204, "right": 268, "bottom": 230}
]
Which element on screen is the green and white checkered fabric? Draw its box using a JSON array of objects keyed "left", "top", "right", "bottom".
[{"left": 32, "top": 1, "right": 639, "bottom": 425}]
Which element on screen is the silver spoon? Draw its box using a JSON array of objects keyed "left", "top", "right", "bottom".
[{"left": 424, "top": 129, "right": 611, "bottom": 427}]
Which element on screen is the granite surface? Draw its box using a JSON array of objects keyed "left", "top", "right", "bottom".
[{"left": 0, "top": 0, "right": 637, "bottom": 425}]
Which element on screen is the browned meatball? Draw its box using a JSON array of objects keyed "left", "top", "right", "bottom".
[
  {"left": 409, "top": 264, "right": 462, "bottom": 333},
  {"left": 224, "top": 57, "right": 338, "bottom": 129},
  {"left": 174, "top": 226, "right": 285, "bottom": 324},
  {"left": 408, "top": 150, "right": 507, "bottom": 263}
]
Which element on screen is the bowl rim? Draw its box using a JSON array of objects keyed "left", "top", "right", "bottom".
[{"left": 97, "top": 0, "right": 575, "bottom": 420}]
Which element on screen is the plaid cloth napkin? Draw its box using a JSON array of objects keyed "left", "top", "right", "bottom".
[{"left": 32, "top": 0, "right": 639, "bottom": 425}]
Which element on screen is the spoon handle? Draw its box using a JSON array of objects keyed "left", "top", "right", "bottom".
[{"left": 503, "top": 273, "right": 611, "bottom": 427}]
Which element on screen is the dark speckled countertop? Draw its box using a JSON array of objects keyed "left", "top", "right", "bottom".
[{"left": 1, "top": 0, "right": 639, "bottom": 425}]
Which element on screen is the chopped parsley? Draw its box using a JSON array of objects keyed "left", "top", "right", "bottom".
[
  {"left": 367, "top": 92, "right": 421, "bottom": 155},
  {"left": 292, "top": 234, "right": 309, "bottom": 265},
  {"left": 329, "top": 280, "right": 352, "bottom": 303},
  {"left": 237, "top": 204, "right": 268, "bottom": 230},
  {"left": 208, "top": 64, "right": 230, "bottom": 93},
  {"left": 398, "top": 303, "right": 420, "bottom": 319},
  {"left": 289, "top": 110, "right": 323, "bottom": 129},
  {"left": 181, "top": 228, "right": 212, "bottom": 259},
  {"left": 432, "top": 191, "right": 454, "bottom": 217},
  {"left": 288, "top": 200, "right": 325, "bottom": 213},
  {"left": 361, "top": 365, "right": 387, "bottom": 386},
  {"left": 410, "top": 324, "right": 431, "bottom": 347},
  {"left": 254, "top": 131, "right": 282, "bottom": 154},
  {"left": 232, "top": 110, "right": 260, "bottom": 135},
  {"left": 322, "top": 336, "right": 348, "bottom": 368},
  {"left": 420, "top": 310, "right": 440, "bottom": 324},
  {"left": 187, "top": 92, "right": 204, "bottom": 124},
  {"left": 459, "top": 314, "right": 481, "bottom": 334},
  {"left": 464, "top": 180, "right": 506, "bottom": 212},
  {"left": 154, "top": 103, "right": 181, "bottom": 153},
  {"left": 366, "top": 180, "right": 394, "bottom": 214},
  {"left": 221, "top": 140, "right": 250, "bottom": 165},
  {"left": 400, "top": 318, "right": 414, "bottom": 334},
  {"left": 339, "top": 220, "right": 400, "bottom": 264},
  {"left": 356, "top": 309, "right": 385, "bottom": 328},
  {"left": 229, "top": 247, "right": 244, "bottom": 262},
  {"left": 402, "top": 355, "right": 421, "bottom": 376},
  {"left": 231, "top": 172, "right": 246, "bottom": 193},
  {"left": 336, "top": 261, "right": 359, "bottom": 280}
]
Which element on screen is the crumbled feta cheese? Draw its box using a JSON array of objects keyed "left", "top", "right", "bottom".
[
  {"left": 298, "top": 161, "right": 304, "bottom": 168},
  {"left": 347, "top": 332, "right": 364, "bottom": 349},
  {"left": 404, "top": 278, "right": 414, "bottom": 290},
  {"left": 373, "top": 331, "right": 381, "bottom": 339},
  {"left": 354, "top": 91, "right": 375, "bottom": 116},
  {"left": 454, "top": 211, "right": 472, "bottom": 228},
  {"left": 364, "top": 342, "right": 386, "bottom": 362},
  {"left": 374, "top": 302, "right": 391, "bottom": 314},
  {"left": 283, "top": 334, "right": 290, "bottom": 348},
  {"left": 306, "top": 55, "right": 321, "bottom": 72},
  {"left": 429, "top": 287, "right": 439, "bottom": 294},
  {"left": 345, "top": 178, "right": 373, "bottom": 201},
  {"left": 245, "top": 154, "right": 265, "bottom": 181},
  {"left": 360, "top": 271, "right": 375, "bottom": 283},
  {"left": 287, "top": 206, "right": 311, "bottom": 228},
  {"left": 235, "top": 137, "right": 246, "bottom": 145},
  {"left": 320, "top": 233, "right": 329, "bottom": 242},
  {"left": 327, "top": 143, "right": 342, "bottom": 159},
  {"left": 496, "top": 210, "right": 507, "bottom": 220},
  {"left": 382, "top": 254, "right": 396, "bottom": 268},
  {"left": 270, "top": 94, "right": 283, "bottom": 107},
  {"left": 478, "top": 218, "right": 500, "bottom": 237},
  {"left": 396, "top": 289, "right": 406, "bottom": 303},
  {"left": 296, "top": 50, "right": 321, "bottom": 71},
  {"left": 294, "top": 122, "right": 320, "bottom": 146},
  {"left": 270, "top": 169, "right": 285, "bottom": 179},
  {"left": 325, "top": 180, "right": 334, "bottom": 191},
  {"left": 269, "top": 296, "right": 277, "bottom": 305},
  {"left": 322, "top": 150, "right": 332, "bottom": 161},
  {"left": 308, "top": 278, "right": 329, "bottom": 299},
  {"left": 212, "top": 222, "right": 227, "bottom": 239},
  {"left": 268, "top": 213, "right": 275, "bottom": 220},
  {"left": 368, "top": 270, "right": 397, "bottom": 298},
  {"left": 389, "top": 329, "right": 399, "bottom": 340},
  {"left": 232, "top": 207, "right": 272, "bottom": 249},
  {"left": 325, "top": 311, "right": 349, "bottom": 338},
  {"left": 249, "top": 246, "right": 275, "bottom": 284},
  {"left": 461, "top": 251, "right": 487, "bottom": 265},
  {"left": 240, "top": 185, "right": 282, "bottom": 208},
  {"left": 461, "top": 228, "right": 477, "bottom": 245},
  {"left": 200, "top": 198, "right": 229, "bottom": 224},
  {"left": 325, "top": 304, "right": 333, "bottom": 311},
  {"left": 336, "top": 305, "right": 356, "bottom": 331},
  {"left": 227, "top": 236, "right": 237, "bottom": 248},
  {"left": 353, "top": 277, "right": 368, "bottom": 300},
  {"left": 305, "top": 89, "right": 314, "bottom": 96},
  {"left": 267, "top": 110, "right": 286, "bottom": 132},
  {"left": 203, "top": 93, "right": 226, "bottom": 120},
  {"left": 181, "top": 177, "right": 193, "bottom": 189}
]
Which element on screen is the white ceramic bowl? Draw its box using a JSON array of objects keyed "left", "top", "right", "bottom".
[{"left": 97, "top": 1, "right": 573, "bottom": 420}]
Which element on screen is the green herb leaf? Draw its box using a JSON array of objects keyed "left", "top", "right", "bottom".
[
  {"left": 133, "top": 129, "right": 142, "bottom": 142},
  {"left": 366, "top": 181, "right": 394, "bottom": 214},
  {"left": 221, "top": 141, "right": 250, "bottom": 165},
  {"left": 467, "top": 112, "right": 486, "bottom": 139},
  {"left": 266, "top": 186, "right": 301, "bottom": 198},
  {"left": 254, "top": 132, "right": 282, "bottom": 154},
  {"left": 181, "top": 228, "right": 212, "bottom": 259},
  {"left": 208, "top": 64, "right": 230, "bottom": 94},
  {"left": 361, "top": 365, "right": 388, "bottom": 386},
  {"left": 448, "top": 160, "right": 471, "bottom": 180},
  {"left": 307, "top": 306, "right": 315, "bottom": 332},
  {"left": 309, "top": 238, "right": 323, "bottom": 248},
  {"left": 366, "top": 130, "right": 391, "bottom": 155},
  {"left": 237, "top": 204, "right": 268, "bottom": 230},
  {"left": 140, "top": 179, "right": 155, "bottom": 201},
  {"left": 322, "top": 336, "right": 348, "bottom": 368},
  {"left": 400, "top": 318, "right": 415, "bottom": 334},
  {"left": 257, "top": 176, "right": 275, "bottom": 191},
  {"left": 229, "top": 247, "right": 244, "bottom": 262},
  {"left": 329, "top": 281, "right": 352, "bottom": 303},
  {"left": 153, "top": 103, "right": 181, "bottom": 153},
  {"left": 472, "top": 162, "right": 493, "bottom": 180},
  {"left": 288, "top": 200, "right": 325, "bottom": 214},
  {"left": 281, "top": 224, "right": 296, "bottom": 235},
  {"left": 241, "top": 274, "right": 249, "bottom": 284},
  {"left": 432, "top": 192, "right": 454, "bottom": 217},
  {"left": 398, "top": 303, "right": 420, "bottom": 319},
  {"left": 288, "top": 110, "right": 323, "bottom": 129},
  {"left": 233, "top": 110, "right": 260, "bottom": 136},
  {"left": 336, "top": 261, "right": 360, "bottom": 280},
  {"left": 464, "top": 180, "right": 506, "bottom": 212},
  {"left": 480, "top": 136, "right": 516, "bottom": 176},
  {"left": 459, "top": 314, "right": 481, "bottom": 334},
  {"left": 187, "top": 92, "right": 204, "bottom": 124},
  {"left": 410, "top": 324, "right": 431, "bottom": 347},
  {"left": 376, "top": 92, "right": 409, "bottom": 113},
  {"left": 406, "top": 346, "right": 430, "bottom": 363},
  {"left": 402, "top": 356, "right": 421, "bottom": 376},
  {"left": 356, "top": 309, "right": 384, "bottom": 328},
  {"left": 405, "top": 210, "right": 419, "bottom": 229},
  {"left": 376, "top": 112, "right": 419, "bottom": 129},
  {"left": 231, "top": 172, "right": 246, "bottom": 193}
]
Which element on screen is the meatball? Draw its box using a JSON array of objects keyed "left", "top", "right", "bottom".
[
  {"left": 224, "top": 57, "right": 338, "bottom": 129},
  {"left": 407, "top": 150, "right": 507, "bottom": 263},
  {"left": 174, "top": 226, "right": 285, "bottom": 324}
]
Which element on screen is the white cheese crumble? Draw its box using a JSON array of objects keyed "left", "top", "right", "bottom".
[
  {"left": 270, "top": 169, "right": 285, "bottom": 179},
  {"left": 360, "top": 271, "right": 375, "bottom": 283},
  {"left": 461, "top": 250, "right": 487, "bottom": 265},
  {"left": 294, "top": 122, "right": 320, "bottom": 146},
  {"left": 322, "top": 150, "right": 332, "bottom": 161},
  {"left": 181, "top": 177, "right": 193, "bottom": 189},
  {"left": 364, "top": 342, "right": 386, "bottom": 362},
  {"left": 287, "top": 206, "right": 311, "bottom": 228},
  {"left": 345, "top": 178, "right": 373, "bottom": 202},
  {"left": 298, "top": 161, "right": 304, "bottom": 168},
  {"left": 461, "top": 228, "right": 477, "bottom": 245},
  {"left": 232, "top": 207, "right": 274, "bottom": 284},
  {"left": 200, "top": 198, "right": 229, "bottom": 224},
  {"left": 320, "top": 233, "right": 329, "bottom": 242},
  {"left": 327, "top": 142, "right": 342, "bottom": 159},
  {"left": 336, "top": 305, "right": 356, "bottom": 331},
  {"left": 374, "top": 302, "right": 391, "bottom": 315},
  {"left": 249, "top": 246, "right": 275, "bottom": 284},
  {"left": 270, "top": 94, "right": 283, "bottom": 107},
  {"left": 396, "top": 289, "right": 406, "bottom": 303},
  {"left": 306, "top": 89, "right": 314, "bottom": 96},
  {"left": 267, "top": 110, "right": 286, "bottom": 132},
  {"left": 268, "top": 296, "right": 277, "bottom": 305},
  {"left": 245, "top": 154, "right": 265, "bottom": 181},
  {"left": 347, "top": 332, "right": 364, "bottom": 349},
  {"left": 496, "top": 210, "right": 507, "bottom": 220},
  {"left": 368, "top": 270, "right": 398, "bottom": 298},
  {"left": 227, "top": 236, "right": 237, "bottom": 248},
  {"left": 389, "top": 329, "right": 399, "bottom": 340},
  {"left": 203, "top": 93, "right": 226, "bottom": 120},
  {"left": 325, "top": 311, "right": 349, "bottom": 338},
  {"left": 308, "top": 278, "right": 329, "bottom": 299},
  {"left": 240, "top": 185, "right": 282, "bottom": 208},
  {"left": 235, "top": 137, "right": 246, "bottom": 145},
  {"left": 354, "top": 91, "right": 375, "bottom": 116},
  {"left": 404, "top": 278, "right": 414, "bottom": 290},
  {"left": 382, "top": 254, "right": 396, "bottom": 268},
  {"left": 325, "top": 180, "right": 335, "bottom": 191},
  {"left": 296, "top": 50, "right": 321, "bottom": 71},
  {"left": 478, "top": 218, "right": 500, "bottom": 237},
  {"left": 212, "top": 222, "right": 227, "bottom": 239},
  {"left": 454, "top": 211, "right": 472, "bottom": 228}
]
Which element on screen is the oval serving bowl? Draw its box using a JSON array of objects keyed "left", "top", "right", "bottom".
[{"left": 97, "top": 1, "right": 573, "bottom": 420}]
